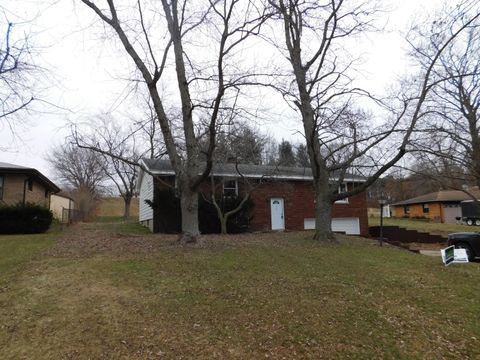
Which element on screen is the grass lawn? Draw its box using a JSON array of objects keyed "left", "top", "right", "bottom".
[
  {"left": 0, "top": 222, "right": 479, "bottom": 359},
  {"left": 369, "top": 216, "right": 475, "bottom": 237}
]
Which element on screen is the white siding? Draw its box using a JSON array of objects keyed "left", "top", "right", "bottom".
[
  {"left": 304, "top": 217, "right": 360, "bottom": 235},
  {"left": 139, "top": 173, "right": 154, "bottom": 222}
]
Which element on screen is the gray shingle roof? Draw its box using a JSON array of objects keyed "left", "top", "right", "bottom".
[
  {"left": 0, "top": 162, "right": 60, "bottom": 192},
  {"left": 141, "top": 159, "right": 366, "bottom": 182},
  {"left": 392, "top": 190, "right": 480, "bottom": 206},
  {"left": 0, "top": 162, "right": 31, "bottom": 169}
]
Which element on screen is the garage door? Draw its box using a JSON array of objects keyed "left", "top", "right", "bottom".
[
  {"left": 331, "top": 218, "right": 360, "bottom": 235},
  {"left": 442, "top": 204, "right": 461, "bottom": 224},
  {"left": 303, "top": 217, "right": 360, "bottom": 235}
]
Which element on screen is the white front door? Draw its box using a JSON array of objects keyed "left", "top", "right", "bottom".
[{"left": 270, "top": 198, "right": 285, "bottom": 230}]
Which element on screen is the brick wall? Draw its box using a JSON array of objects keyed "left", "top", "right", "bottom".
[
  {"left": 247, "top": 180, "right": 368, "bottom": 236},
  {"left": 392, "top": 202, "right": 442, "bottom": 222},
  {"left": 0, "top": 173, "right": 50, "bottom": 207},
  {"left": 150, "top": 176, "right": 369, "bottom": 236}
]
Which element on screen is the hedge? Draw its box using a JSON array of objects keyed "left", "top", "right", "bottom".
[{"left": 0, "top": 203, "right": 53, "bottom": 234}]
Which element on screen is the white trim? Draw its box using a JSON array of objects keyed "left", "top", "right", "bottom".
[
  {"left": 223, "top": 179, "right": 238, "bottom": 196},
  {"left": 335, "top": 183, "right": 349, "bottom": 204}
]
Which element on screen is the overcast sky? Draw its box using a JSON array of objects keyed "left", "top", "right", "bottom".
[{"left": 1, "top": 0, "right": 445, "bottom": 182}]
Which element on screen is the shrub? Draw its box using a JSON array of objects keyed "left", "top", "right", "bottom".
[{"left": 0, "top": 202, "right": 53, "bottom": 234}]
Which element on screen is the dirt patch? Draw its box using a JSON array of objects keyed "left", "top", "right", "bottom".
[
  {"left": 45, "top": 223, "right": 320, "bottom": 258},
  {"left": 46, "top": 223, "right": 175, "bottom": 257}
]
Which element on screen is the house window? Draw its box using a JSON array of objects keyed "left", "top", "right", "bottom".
[
  {"left": 0, "top": 175, "right": 4, "bottom": 200},
  {"left": 27, "top": 178, "right": 33, "bottom": 191},
  {"left": 422, "top": 203, "right": 429, "bottom": 214},
  {"left": 404, "top": 205, "right": 410, "bottom": 215},
  {"left": 223, "top": 180, "right": 238, "bottom": 197},
  {"left": 335, "top": 183, "right": 348, "bottom": 204}
]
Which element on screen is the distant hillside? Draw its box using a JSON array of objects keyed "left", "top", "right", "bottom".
[{"left": 96, "top": 197, "right": 139, "bottom": 217}]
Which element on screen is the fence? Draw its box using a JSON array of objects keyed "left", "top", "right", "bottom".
[{"left": 61, "top": 208, "right": 84, "bottom": 224}]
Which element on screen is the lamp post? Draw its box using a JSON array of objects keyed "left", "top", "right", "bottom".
[{"left": 379, "top": 198, "right": 387, "bottom": 247}]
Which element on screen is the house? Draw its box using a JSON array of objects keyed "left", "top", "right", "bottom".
[
  {"left": 391, "top": 190, "right": 480, "bottom": 223},
  {"left": 136, "top": 159, "right": 368, "bottom": 236},
  {"left": 0, "top": 162, "right": 60, "bottom": 208},
  {"left": 50, "top": 192, "right": 75, "bottom": 222}
]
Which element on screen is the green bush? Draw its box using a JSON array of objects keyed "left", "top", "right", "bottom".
[{"left": 0, "top": 203, "right": 53, "bottom": 234}]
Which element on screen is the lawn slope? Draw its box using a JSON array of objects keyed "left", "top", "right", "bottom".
[{"left": 0, "top": 222, "right": 478, "bottom": 359}]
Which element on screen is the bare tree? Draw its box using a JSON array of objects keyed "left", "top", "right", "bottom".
[
  {"left": 132, "top": 94, "right": 168, "bottom": 159},
  {"left": 75, "top": 117, "right": 142, "bottom": 219},
  {"left": 204, "top": 169, "right": 256, "bottom": 234},
  {"left": 410, "top": 11, "right": 480, "bottom": 190},
  {"left": 79, "top": 0, "right": 267, "bottom": 242},
  {"left": 48, "top": 143, "right": 109, "bottom": 218},
  {"left": 0, "top": 19, "right": 35, "bottom": 138},
  {"left": 268, "top": 0, "right": 480, "bottom": 241}
]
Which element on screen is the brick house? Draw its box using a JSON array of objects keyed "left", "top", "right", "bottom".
[
  {"left": 137, "top": 159, "right": 368, "bottom": 236},
  {"left": 0, "top": 162, "right": 60, "bottom": 208},
  {"left": 391, "top": 190, "right": 480, "bottom": 224}
]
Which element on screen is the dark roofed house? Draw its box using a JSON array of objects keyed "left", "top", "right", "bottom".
[
  {"left": 136, "top": 159, "right": 369, "bottom": 236},
  {"left": 0, "top": 162, "right": 60, "bottom": 208},
  {"left": 391, "top": 190, "right": 480, "bottom": 224}
]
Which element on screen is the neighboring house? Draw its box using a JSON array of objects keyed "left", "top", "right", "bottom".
[
  {"left": 391, "top": 190, "right": 480, "bottom": 223},
  {"left": 136, "top": 159, "right": 369, "bottom": 236},
  {"left": 0, "top": 162, "right": 60, "bottom": 208},
  {"left": 50, "top": 192, "right": 75, "bottom": 222}
]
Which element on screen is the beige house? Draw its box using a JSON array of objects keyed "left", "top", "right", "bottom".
[
  {"left": 50, "top": 193, "right": 75, "bottom": 221},
  {"left": 0, "top": 162, "right": 60, "bottom": 208}
]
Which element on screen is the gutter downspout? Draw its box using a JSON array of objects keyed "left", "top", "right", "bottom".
[{"left": 23, "top": 178, "right": 28, "bottom": 205}]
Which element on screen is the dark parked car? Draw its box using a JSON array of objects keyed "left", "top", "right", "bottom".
[{"left": 447, "top": 232, "right": 480, "bottom": 261}]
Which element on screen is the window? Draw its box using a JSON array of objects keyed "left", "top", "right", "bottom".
[
  {"left": 223, "top": 180, "right": 238, "bottom": 197},
  {"left": 0, "top": 175, "right": 4, "bottom": 200},
  {"left": 404, "top": 205, "right": 410, "bottom": 215},
  {"left": 27, "top": 179, "right": 33, "bottom": 191},
  {"left": 422, "top": 203, "right": 430, "bottom": 214},
  {"left": 335, "top": 183, "right": 348, "bottom": 204}
]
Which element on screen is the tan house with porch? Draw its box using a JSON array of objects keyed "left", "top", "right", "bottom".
[{"left": 0, "top": 162, "right": 60, "bottom": 208}]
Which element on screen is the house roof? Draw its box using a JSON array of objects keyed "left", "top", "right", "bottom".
[
  {"left": 0, "top": 162, "right": 60, "bottom": 193},
  {"left": 140, "top": 159, "right": 366, "bottom": 182},
  {"left": 51, "top": 191, "right": 75, "bottom": 201},
  {"left": 392, "top": 190, "right": 480, "bottom": 206}
]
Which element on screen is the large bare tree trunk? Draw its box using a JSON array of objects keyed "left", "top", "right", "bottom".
[
  {"left": 123, "top": 195, "right": 132, "bottom": 220},
  {"left": 313, "top": 180, "right": 335, "bottom": 241},
  {"left": 179, "top": 187, "right": 200, "bottom": 243}
]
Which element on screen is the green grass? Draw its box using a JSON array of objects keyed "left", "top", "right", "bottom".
[
  {"left": 369, "top": 216, "right": 475, "bottom": 236},
  {"left": 0, "top": 229, "right": 59, "bottom": 287},
  {"left": 0, "top": 225, "right": 479, "bottom": 359}
]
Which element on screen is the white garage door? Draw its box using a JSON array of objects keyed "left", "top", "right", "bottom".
[
  {"left": 331, "top": 218, "right": 360, "bottom": 235},
  {"left": 304, "top": 217, "right": 360, "bottom": 235}
]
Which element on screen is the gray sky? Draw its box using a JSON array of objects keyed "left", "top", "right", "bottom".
[{"left": 1, "top": 0, "right": 445, "bottom": 182}]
